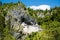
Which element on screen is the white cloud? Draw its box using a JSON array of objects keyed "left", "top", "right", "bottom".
[{"left": 29, "top": 5, "right": 50, "bottom": 10}]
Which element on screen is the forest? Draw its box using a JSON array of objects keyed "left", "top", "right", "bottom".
[{"left": 0, "top": 1, "right": 60, "bottom": 40}]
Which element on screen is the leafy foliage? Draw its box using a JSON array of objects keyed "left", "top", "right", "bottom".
[{"left": 0, "top": 1, "right": 60, "bottom": 40}]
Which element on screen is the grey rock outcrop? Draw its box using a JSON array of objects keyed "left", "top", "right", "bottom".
[{"left": 5, "top": 4, "right": 42, "bottom": 40}]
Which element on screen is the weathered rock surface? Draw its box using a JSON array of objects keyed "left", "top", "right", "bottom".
[{"left": 5, "top": 4, "right": 42, "bottom": 40}]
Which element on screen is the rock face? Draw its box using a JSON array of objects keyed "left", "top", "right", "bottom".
[
  {"left": 21, "top": 22, "right": 42, "bottom": 34},
  {"left": 37, "top": 12, "right": 45, "bottom": 18},
  {"left": 5, "top": 4, "right": 42, "bottom": 40}
]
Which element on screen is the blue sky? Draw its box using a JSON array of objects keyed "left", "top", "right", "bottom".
[{"left": 1, "top": 0, "right": 60, "bottom": 8}]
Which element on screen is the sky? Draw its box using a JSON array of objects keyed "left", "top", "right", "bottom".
[{"left": 1, "top": 0, "right": 60, "bottom": 10}]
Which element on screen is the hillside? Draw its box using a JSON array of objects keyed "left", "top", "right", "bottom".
[{"left": 0, "top": 1, "right": 60, "bottom": 40}]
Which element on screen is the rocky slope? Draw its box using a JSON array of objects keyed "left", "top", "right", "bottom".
[
  {"left": 5, "top": 2, "right": 42, "bottom": 40},
  {"left": 0, "top": 1, "right": 60, "bottom": 40}
]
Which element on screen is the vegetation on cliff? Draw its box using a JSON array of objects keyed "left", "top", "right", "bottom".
[{"left": 0, "top": 1, "right": 60, "bottom": 40}]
